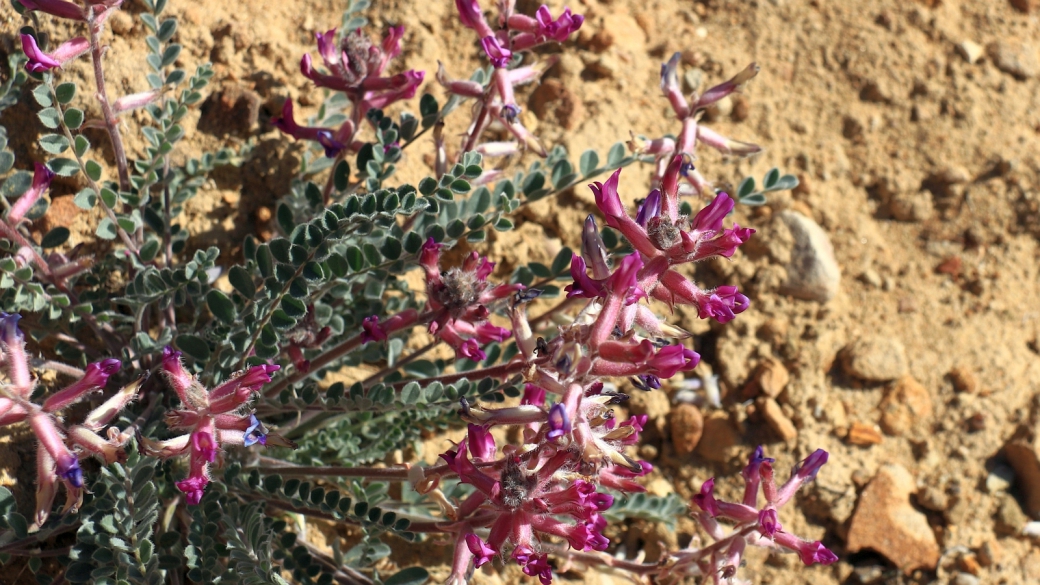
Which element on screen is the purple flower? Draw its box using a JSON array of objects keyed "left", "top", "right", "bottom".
[
  {"left": 175, "top": 476, "right": 208, "bottom": 505},
  {"left": 519, "top": 551, "right": 552, "bottom": 585},
  {"left": 758, "top": 508, "right": 781, "bottom": 537},
  {"left": 191, "top": 430, "right": 217, "bottom": 463},
  {"left": 466, "top": 424, "right": 496, "bottom": 461},
  {"left": 480, "top": 36, "right": 512, "bottom": 68},
  {"left": 794, "top": 449, "right": 828, "bottom": 481},
  {"left": 534, "top": 5, "right": 584, "bottom": 42},
  {"left": 457, "top": 338, "right": 487, "bottom": 362},
  {"left": 635, "top": 189, "right": 661, "bottom": 227},
  {"left": 57, "top": 458, "right": 83, "bottom": 488},
  {"left": 632, "top": 374, "right": 661, "bottom": 391},
  {"left": 360, "top": 315, "right": 387, "bottom": 343},
  {"left": 581, "top": 215, "right": 611, "bottom": 279},
  {"left": 590, "top": 169, "right": 625, "bottom": 227},
  {"left": 647, "top": 344, "right": 700, "bottom": 378},
  {"left": 742, "top": 445, "right": 776, "bottom": 483},
  {"left": 243, "top": 415, "right": 267, "bottom": 447},
  {"left": 693, "top": 478, "right": 720, "bottom": 517},
  {"left": 20, "top": 34, "right": 89, "bottom": 73},
  {"left": 521, "top": 383, "right": 546, "bottom": 407},
  {"left": 695, "top": 285, "right": 749, "bottom": 324},
  {"left": 565, "top": 256, "right": 605, "bottom": 299},
  {"left": 465, "top": 533, "right": 496, "bottom": 567},
  {"left": 546, "top": 403, "right": 570, "bottom": 440},
  {"left": 691, "top": 192, "right": 735, "bottom": 233},
  {"left": 0, "top": 312, "right": 23, "bottom": 345},
  {"left": 17, "top": 0, "right": 84, "bottom": 21}
]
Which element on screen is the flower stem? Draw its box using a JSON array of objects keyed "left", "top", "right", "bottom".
[{"left": 87, "top": 8, "right": 130, "bottom": 194}]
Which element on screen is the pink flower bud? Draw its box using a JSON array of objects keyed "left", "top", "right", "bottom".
[
  {"left": 466, "top": 424, "right": 496, "bottom": 461},
  {"left": 456, "top": 0, "right": 494, "bottom": 37},
  {"left": 20, "top": 34, "right": 89, "bottom": 73},
  {"left": 758, "top": 508, "right": 781, "bottom": 536},
  {"left": 175, "top": 475, "right": 208, "bottom": 505},
  {"left": 0, "top": 313, "right": 31, "bottom": 396},
  {"left": 161, "top": 346, "right": 195, "bottom": 405},
  {"left": 42, "top": 358, "right": 121, "bottom": 413},
  {"left": 17, "top": 0, "right": 85, "bottom": 20},
  {"left": 112, "top": 89, "right": 161, "bottom": 114},
  {"left": 437, "top": 62, "right": 485, "bottom": 98},
  {"left": 590, "top": 169, "right": 625, "bottom": 227},
  {"left": 7, "top": 162, "right": 54, "bottom": 224},
  {"left": 521, "top": 384, "right": 546, "bottom": 407},
  {"left": 480, "top": 36, "right": 512, "bottom": 68},
  {"left": 693, "top": 478, "right": 720, "bottom": 516},
  {"left": 660, "top": 53, "right": 689, "bottom": 119},
  {"left": 691, "top": 192, "right": 735, "bottom": 234},
  {"left": 29, "top": 412, "right": 82, "bottom": 487},
  {"left": 696, "top": 62, "right": 760, "bottom": 109},
  {"left": 533, "top": 5, "right": 584, "bottom": 42},
  {"left": 696, "top": 125, "right": 762, "bottom": 157}
]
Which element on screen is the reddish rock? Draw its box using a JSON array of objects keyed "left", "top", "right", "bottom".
[
  {"left": 1004, "top": 426, "right": 1040, "bottom": 517},
  {"left": 846, "top": 464, "right": 940, "bottom": 574},
  {"left": 695, "top": 412, "right": 740, "bottom": 463},
  {"left": 668, "top": 404, "right": 704, "bottom": 457},
  {"left": 758, "top": 397, "right": 798, "bottom": 441},
  {"left": 878, "top": 376, "right": 933, "bottom": 436}
]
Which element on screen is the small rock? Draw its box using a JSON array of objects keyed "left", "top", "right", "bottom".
[
  {"left": 987, "top": 41, "right": 1039, "bottom": 80},
  {"left": 758, "top": 397, "right": 798, "bottom": 441},
  {"left": 858, "top": 269, "right": 883, "bottom": 288},
  {"left": 952, "top": 573, "right": 979, "bottom": 585},
  {"left": 859, "top": 80, "right": 891, "bottom": 103},
  {"left": 1010, "top": 0, "right": 1038, "bottom": 13},
  {"left": 198, "top": 86, "right": 261, "bottom": 138},
  {"left": 731, "top": 95, "right": 750, "bottom": 122},
  {"left": 582, "top": 54, "right": 620, "bottom": 80},
  {"left": 852, "top": 565, "right": 884, "bottom": 584},
  {"left": 985, "top": 463, "right": 1015, "bottom": 493},
  {"left": 846, "top": 421, "right": 883, "bottom": 446},
  {"left": 776, "top": 211, "right": 841, "bottom": 303},
  {"left": 957, "top": 40, "right": 985, "bottom": 64},
  {"left": 695, "top": 411, "right": 740, "bottom": 463},
  {"left": 887, "top": 191, "right": 934, "bottom": 222},
  {"left": 948, "top": 366, "right": 977, "bottom": 393},
  {"left": 1004, "top": 428, "right": 1040, "bottom": 516},
  {"left": 977, "top": 540, "right": 1001, "bottom": 567},
  {"left": 793, "top": 173, "right": 812, "bottom": 196},
  {"left": 915, "top": 486, "right": 948, "bottom": 512},
  {"left": 683, "top": 68, "right": 703, "bottom": 93},
  {"left": 528, "top": 79, "right": 585, "bottom": 130},
  {"left": 749, "top": 358, "right": 790, "bottom": 398},
  {"left": 932, "top": 165, "right": 971, "bottom": 185},
  {"left": 846, "top": 464, "right": 941, "bottom": 574},
  {"left": 958, "top": 554, "right": 982, "bottom": 576},
  {"left": 668, "top": 403, "right": 704, "bottom": 457},
  {"left": 878, "top": 376, "right": 932, "bottom": 436},
  {"left": 842, "top": 336, "right": 909, "bottom": 382},
  {"left": 994, "top": 494, "right": 1028, "bottom": 536}
]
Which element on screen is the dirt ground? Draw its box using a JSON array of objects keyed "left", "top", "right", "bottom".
[{"left": 4, "top": 0, "right": 1040, "bottom": 583}]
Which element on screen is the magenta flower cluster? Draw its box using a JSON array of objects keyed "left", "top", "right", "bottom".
[{"left": 0, "top": 313, "right": 136, "bottom": 530}]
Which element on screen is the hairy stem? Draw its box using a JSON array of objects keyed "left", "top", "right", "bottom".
[{"left": 87, "top": 8, "right": 130, "bottom": 193}]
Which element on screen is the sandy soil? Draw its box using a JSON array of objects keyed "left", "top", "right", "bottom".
[{"left": 4, "top": 0, "right": 1040, "bottom": 583}]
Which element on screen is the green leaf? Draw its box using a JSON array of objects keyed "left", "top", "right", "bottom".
[
  {"left": 74, "top": 135, "right": 90, "bottom": 157},
  {"left": 6, "top": 512, "right": 27, "bottom": 539},
  {"left": 85, "top": 159, "right": 102, "bottom": 181},
  {"left": 737, "top": 176, "right": 756, "bottom": 199},
  {"left": 39, "top": 133, "right": 69, "bottom": 154},
  {"left": 140, "top": 238, "right": 160, "bottom": 262},
  {"left": 380, "top": 237, "right": 402, "bottom": 260},
  {"left": 206, "top": 289, "right": 236, "bottom": 324},
  {"left": 73, "top": 188, "right": 97, "bottom": 210},
  {"left": 606, "top": 142, "right": 625, "bottom": 167},
  {"left": 47, "top": 158, "right": 80, "bottom": 177},
  {"left": 63, "top": 108, "right": 84, "bottom": 129},
  {"left": 384, "top": 567, "right": 429, "bottom": 585},
  {"left": 419, "top": 94, "right": 439, "bottom": 127},
  {"left": 96, "top": 218, "right": 118, "bottom": 240},
  {"left": 55, "top": 82, "right": 77, "bottom": 104},
  {"left": 100, "top": 188, "right": 117, "bottom": 209},
  {"left": 277, "top": 203, "right": 294, "bottom": 234},
  {"left": 579, "top": 149, "right": 599, "bottom": 176},
  {"left": 176, "top": 334, "right": 210, "bottom": 361},
  {"left": 763, "top": 167, "right": 780, "bottom": 190},
  {"left": 774, "top": 174, "right": 799, "bottom": 191},
  {"left": 334, "top": 160, "right": 350, "bottom": 191},
  {"left": 740, "top": 193, "right": 767, "bottom": 206},
  {"left": 38, "top": 107, "right": 61, "bottom": 129},
  {"left": 228, "top": 266, "right": 256, "bottom": 299},
  {"left": 550, "top": 247, "right": 573, "bottom": 276},
  {"left": 40, "top": 227, "right": 70, "bottom": 248},
  {"left": 32, "top": 84, "right": 53, "bottom": 107},
  {"left": 0, "top": 151, "right": 14, "bottom": 175}
]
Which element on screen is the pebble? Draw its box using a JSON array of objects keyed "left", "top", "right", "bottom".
[
  {"left": 915, "top": 485, "right": 948, "bottom": 512},
  {"left": 994, "top": 494, "right": 1028, "bottom": 536},
  {"left": 877, "top": 376, "right": 932, "bottom": 436},
  {"left": 977, "top": 540, "right": 1001, "bottom": 567},
  {"left": 952, "top": 573, "right": 979, "bottom": 585},
  {"left": 957, "top": 40, "right": 985, "bottom": 64},
  {"left": 958, "top": 554, "right": 982, "bottom": 576},
  {"left": 776, "top": 210, "right": 841, "bottom": 303},
  {"left": 842, "top": 336, "right": 909, "bottom": 382},
  {"left": 750, "top": 358, "right": 790, "bottom": 398},
  {"left": 109, "top": 10, "right": 134, "bottom": 35},
  {"left": 668, "top": 403, "right": 704, "bottom": 457},
  {"left": 948, "top": 366, "right": 977, "bottom": 393},
  {"left": 846, "top": 421, "right": 883, "bottom": 446},
  {"left": 758, "top": 397, "right": 798, "bottom": 441},
  {"left": 858, "top": 269, "right": 883, "bottom": 288},
  {"left": 887, "top": 192, "right": 934, "bottom": 222},
  {"left": 985, "top": 463, "right": 1015, "bottom": 493},
  {"left": 1003, "top": 431, "right": 1040, "bottom": 516},
  {"left": 731, "top": 95, "right": 750, "bottom": 121},
  {"left": 987, "top": 41, "right": 1039, "bottom": 79},
  {"left": 695, "top": 411, "right": 740, "bottom": 463},
  {"left": 1011, "top": 0, "right": 1037, "bottom": 13},
  {"left": 846, "top": 464, "right": 941, "bottom": 574}
]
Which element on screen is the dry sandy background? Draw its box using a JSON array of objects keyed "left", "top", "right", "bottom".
[{"left": 3, "top": 0, "right": 1040, "bottom": 583}]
